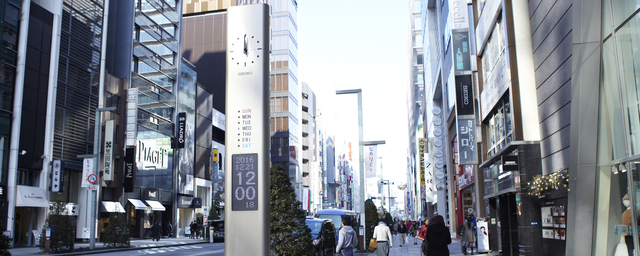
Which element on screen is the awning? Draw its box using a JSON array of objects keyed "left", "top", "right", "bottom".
[
  {"left": 16, "top": 185, "right": 49, "bottom": 207},
  {"left": 145, "top": 200, "right": 166, "bottom": 211},
  {"left": 128, "top": 198, "right": 148, "bottom": 210},
  {"left": 102, "top": 201, "right": 126, "bottom": 213}
]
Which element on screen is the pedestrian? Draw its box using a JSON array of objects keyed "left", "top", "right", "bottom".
[
  {"left": 425, "top": 215, "right": 451, "bottom": 256},
  {"left": 398, "top": 221, "right": 407, "bottom": 247},
  {"left": 167, "top": 222, "right": 173, "bottom": 238},
  {"left": 373, "top": 217, "right": 393, "bottom": 256},
  {"left": 418, "top": 219, "right": 429, "bottom": 256},
  {"left": 336, "top": 215, "right": 358, "bottom": 256},
  {"left": 410, "top": 220, "right": 419, "bottom": 245},
  {"left": 461, "top": 215, "right": 477, "bottom": 255},
  {"left": 393, "top": 221, "right": 398, "bottom": 236},
  {"left": 151, "top": 222, "right": 161, "bottom": 242},
  {"left": 198, "top": 222, "right": 204, "bottom": 240},
  {"left": 190, "top": 221, "right": 197, "bottom": 239}
]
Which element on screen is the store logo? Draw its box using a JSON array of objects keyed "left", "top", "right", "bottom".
[
  {"left": 137, "top": 140, "right": 167, "bottom": 167},
  {"left": 182, "top": 198, "right": 191, "bottom": 205},
  {"left": 25, "top": 193, "right": 43, "bottom": 200},
  {"left": 148, "top": 191, "right": 157, "bottom": 198}
]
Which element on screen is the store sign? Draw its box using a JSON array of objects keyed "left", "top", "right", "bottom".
[
  {"left": 419, "top": 139, "right": 425, "bottom": 185},
  {"left": 124, "top": 147, "right": 135, "bottom": 192},
  {"left": 51, "top": 160, "right": 64, "bottom": 193},
  {"left": 475, "top": 0, "right": 502, "bottom": 55},
  {"left": 455, "top": 75, "right": 474, "bottom": 116},
  {"left": 192, "top": 197, "right": 202, "bottom": 209},
  {"left": 144, "top": 188, "right": 159, "bottom": 201},
  {"left": 178, "top": 196, "right": 194, "bottom": 208},
  {"left": 480, "top": 41, "right": 511, "bottom": 120},
  {"left": 502, "top": 155, "right": 518, "bottom": 171},
  {"left": 449, "top": 0, "right": 469, "bottom": 30},
  {"left": 0, "top": 184, "right": 6, "bottom": 201},
  {"left": 137, "top": 139, "right": 168, "bottom": 168},
  {"left": 103, "top": 120, "right": 114, "bottom": 181},
  {"left": 177, "top": 112, "right": 186, "bottom": 148},
  {"left": 453, "top": 31, "right": 472, "bottom": 72},
  {"left": 126, "top": 88, "right": 138, "bottom": 146},
  {"left": 457, "top": 117, "right": 478, "bottom": 164}
]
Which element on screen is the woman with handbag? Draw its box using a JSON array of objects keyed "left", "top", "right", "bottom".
[
  {"left": 418, "top": 219, "right": 429, "bottom": 255},
  {"left": 372, "top": 217, "right": 393, "bottom": 256}
]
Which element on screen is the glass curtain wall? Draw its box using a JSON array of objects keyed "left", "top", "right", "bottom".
[{"left": 594, "top": 1, "right": 640, "bottom": 256}]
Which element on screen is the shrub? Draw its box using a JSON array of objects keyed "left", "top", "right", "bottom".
[
  {"left": 39, "top": 202, "right": 74, "bottom": 253},
  {"left": 101, "top": 213, "right": 130, "bottom": 248}
]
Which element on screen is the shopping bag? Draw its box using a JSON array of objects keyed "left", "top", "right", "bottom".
[{"left": 369, "top": 238, "right": 377, "bottom": 249}]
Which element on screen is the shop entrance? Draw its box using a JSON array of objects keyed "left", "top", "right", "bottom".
[{"left": 14, "top": 207, "right": 38, "bottom": 247}]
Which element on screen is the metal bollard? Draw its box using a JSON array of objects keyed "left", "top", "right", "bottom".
[
  {"left": 44, "top": 228, "right": 51, "bottom": 253},
  {"left": 210, "top": 228, "right": 213, "bottom": 243}
]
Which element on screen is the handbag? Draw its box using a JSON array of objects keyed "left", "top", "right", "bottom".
[
  {"left": 417, "top": 226, "right": 427, "bottom": 240},
  {"left": 369, "top": 238, "right": 377, "bottom": 249}
]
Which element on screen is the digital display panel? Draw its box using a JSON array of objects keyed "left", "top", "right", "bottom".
[{"left": 232, "top": 154, "right": 258, "bottom": 211}]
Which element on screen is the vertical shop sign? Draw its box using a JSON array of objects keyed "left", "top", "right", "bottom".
[
  {"left": 419, "top": 138, "right": 425, "bottom": 185},
  {"left": 365, "top": 145, "right": 377, "bottom": 178},
  {"left": 177, "top": 112, "right": 186, "bottom": 148},
  {"left": 103, "top": 120, "right": 114, "bottom": 181},
  {"left": 124, "top": 147, "right": 135, "bottom": 192},
  {"left": 453, "top": 31, "right": 471, "bottom": 72},
  {"left": 457, "top": 117, "right": 478, "bottom": 165},
  {"left": 455, "top": 75, "right": 474, "bottom": 116},
  {"left": 51, "top": 160, "right": 64, "bottom": 193},
  {"left": 126, "top": 88, "right": 138, "bottom": 147}
]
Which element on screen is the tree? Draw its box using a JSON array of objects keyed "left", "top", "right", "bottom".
[
  {"left": 0, "top": 231, "right": 11, "bottom": 256},
  {"left": 209, "top": 198, "right": 220, "bottom": 221},
  {"left": 100, "top": 213, "right": 130, "bottom": 248},
  {"left": 364, "top": 199, "right": 378, "bottom": 250},
  {"left": 384, "top": 212, "right": 393, "bottom": 228},
  {"left": 270, "top": 165, "right": 314, "bottom": 256},
  {"left": 39, "top": 202, "right": 74, "bottom": 253}
]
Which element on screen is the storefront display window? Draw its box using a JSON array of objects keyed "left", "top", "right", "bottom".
[
  {"left": 594, "top": 2, "right": 640, "bottom": 255},
  {"left": 485, "top": 95, "right": 512, "bottom": 157}
]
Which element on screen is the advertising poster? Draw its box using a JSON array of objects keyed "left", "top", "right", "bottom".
[
  {"left": 477, "top": 221, "right": 490, "bottom": 252},
  {"left": 542, "top": 229, "right": 554, "bottom": 239},
  {"left": 541, "top": 206, "right": 553, "bottom": 227},
  {"left": 81, "top": 158, "right": 93, "bottom": 188}
]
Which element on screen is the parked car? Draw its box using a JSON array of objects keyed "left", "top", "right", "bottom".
[
  {"left": 209, "top": 219, "right": 224, "bottom": 242},
  {"left": 306, "top": 217, "right": 336, "bottom": 256},
  {"left": 316, "top": 209, "right": 357, "bottom": 242}
]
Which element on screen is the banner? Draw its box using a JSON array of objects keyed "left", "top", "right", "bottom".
[
  {"left": 302, "top": 187, "right": 310, "bottom": 211},
  {"left": 365, "top": 145, "right": 377, "bottom": 178},
  {"left": 457, "top": 117, "right": 478, "bottom": 165},
  {"left": 82, "top": 159, "right": 93, "bottom": 187},
  {"left": 477, "top": 221, "right": 490, "bottom": 252},
  {"left": 103, "top": 120, "right": 114, "bottom": 181},
  {"left": 455, "top": 75, "right": 474, "bottom": 116},
  {"left": 177, "top": 112, "right": 186, "bottom": 148},
  {"left": 419, "top": 138, "right": 425, "bottom": 185}
]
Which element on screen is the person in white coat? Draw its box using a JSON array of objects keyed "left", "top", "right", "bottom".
[{"left": 373, "top": 218, "right": 393, "bottom": 256}]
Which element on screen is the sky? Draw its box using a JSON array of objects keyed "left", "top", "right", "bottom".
[{"left": 297, "top": 0, "right": 411, "bottom": 185}]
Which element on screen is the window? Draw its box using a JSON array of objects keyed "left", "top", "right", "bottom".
[
  {"left": 485, "top": 95, "right": 512, "bottom": 157},
  {"left": 3, "top": 27, "right": 17, "bottom": 51},
  {"left": 417, "top": 53, "right": 423, "bottom": 65},
  {"left": 4, "top": 4, "right": 18, "bottom": 27}
]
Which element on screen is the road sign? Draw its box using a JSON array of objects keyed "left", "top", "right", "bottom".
[{"left": 87, "top": 174, "right": 98, "bottom": 184}]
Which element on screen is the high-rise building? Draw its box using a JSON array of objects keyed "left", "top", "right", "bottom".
[
  {"left": 407, "top": 0, "right": 424, "bottom": 221},
  {"left": 301, "top": 82, "right": 317, "bottom": 212}
]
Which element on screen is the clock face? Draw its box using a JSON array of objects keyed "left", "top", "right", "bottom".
[{"left": 229, "top": 33, "right": 263, "bottom": 71}]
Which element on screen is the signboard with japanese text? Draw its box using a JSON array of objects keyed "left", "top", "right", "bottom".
[
  {"left": 457, "top": 117, "right": 478, "bottom": 165},
  {"left": 81, "top": 159, "right": 93, "bottom": 187},
  {"left": 419, "top": 138, "right": 425, "bottom": 185},
  {"left": 103, "top": 120, "right": 114, "bottom": 181},
  {"left": 51, "top": 160, "right": 64, "bottom": 193},
  {"left": 453, "top": 31, "right": 472, "bottom": 72}
]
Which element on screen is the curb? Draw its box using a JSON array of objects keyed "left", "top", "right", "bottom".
[{"left": 48, "top": 241, "right": 210, "bottom": 255}]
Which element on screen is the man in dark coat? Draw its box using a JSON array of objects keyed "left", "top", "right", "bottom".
[
  {"left": 190, "top": 222, "right": 198, "bottom": 239},
  {"left": 426, "top": 215, "right": 451, "bottom": 256},
  {"left": 151, "top": 222, "right": 161, "bottom": 242}
]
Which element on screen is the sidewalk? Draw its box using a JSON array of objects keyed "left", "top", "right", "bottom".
[
  {"left": 8, "top": 236, "right": 210, "bottom": 256},
  {"left": 358, "top": 234, "right": 496, "bottom": 256}
]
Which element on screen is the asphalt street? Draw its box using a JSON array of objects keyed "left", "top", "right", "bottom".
[{"left": 92, "top": 242, "right": 224, "bottom": 256}]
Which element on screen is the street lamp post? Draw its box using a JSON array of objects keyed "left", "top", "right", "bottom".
[{"left": 380, "top": 180, "right": 393, "bottom": 213}]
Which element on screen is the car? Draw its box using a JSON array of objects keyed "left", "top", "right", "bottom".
[
  {"left": 315, "top": 209, "right": 357, "bottom": 233},
  {"left": 306, "top": 217, "right": 336, "bottom": 256},
  {"left": 209, "top": 219, "right": 224, "bottom": 242}
]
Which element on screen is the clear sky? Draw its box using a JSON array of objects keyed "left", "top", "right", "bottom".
[{"left": 297, "top": 0, "right": 411, "bottom": 185}]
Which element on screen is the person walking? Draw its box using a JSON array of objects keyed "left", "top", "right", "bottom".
[
  {"left": 418, "top": 219, "right": 429, "bottom": 256},
  {"left": 151, "top": 222, "right": 161, "bottom": 242},
  {"left": 166, "top": 222, "right": 173, "bottom": 238},
  {"left": 425, "top": 215, "right": 452, "bottom": 256},
  {"left": 461, "top": 215, "right": 477, "bottom": 255},
  {"left": 410, "top": 220, "right": 419, "bottom": 245},
  {"left": 336, "top": 216, "right": 358, "bottom": 256},
  {"left": 373, "top": 217, "right": 393, "bottom": 256},
  {"left": 393, "top": 221, "right": 398, "bottom": 236},
  {"left": 198, "top": 222, "right": 204, "bottom": 240},
  {"left": 398, "top": 221, "right": 407, "bottom": 247},
  {"left": 190, "top": 221, "right": 197, "bottom": 239}
]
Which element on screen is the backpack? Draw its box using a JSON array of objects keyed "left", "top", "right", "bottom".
[{"left": 457, "top": 224, "right": 465, "bottom": 236}]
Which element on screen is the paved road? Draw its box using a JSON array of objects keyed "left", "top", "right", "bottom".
[{"left": 95, "top": 242, "right": 224, "bottom": 256}]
